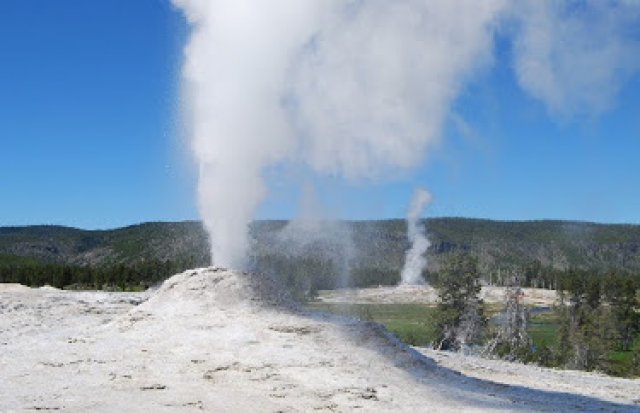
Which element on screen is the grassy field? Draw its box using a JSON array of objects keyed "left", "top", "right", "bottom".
[
  {"left": 528, "top": 311, "right": 560, "bottom": 347},
  {"left": 308, "top": 303, "right": 438, "bottom": 346},
  {"left": 308, "top": 301, "right": 506, "bottom": 347},
  {"left": 606, "top": 340, "right": 639, "bottom": 377}
]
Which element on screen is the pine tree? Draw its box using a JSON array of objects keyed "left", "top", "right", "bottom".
[
  {"left": 433, "top": 253, "right": 486, "bottom": 351},
  {"left": 486, "top": 276, "right": 532, "bottom": 360}
]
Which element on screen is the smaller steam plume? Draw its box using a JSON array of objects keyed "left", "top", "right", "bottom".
[{"left": 400, "top": 188, "right": 432, "bottom": 285}]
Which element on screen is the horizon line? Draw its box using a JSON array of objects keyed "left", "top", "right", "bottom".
[{"left": 2, "top": 216, "right": 639, "bottom": 232}]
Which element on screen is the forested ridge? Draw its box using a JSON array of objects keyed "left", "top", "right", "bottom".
[{"left": 1, "top": 218, "right": 640, "bottom": 290}]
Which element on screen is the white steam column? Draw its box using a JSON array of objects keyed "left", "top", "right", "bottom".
[
  {"left": 400, "top": 188, "right": 432, "bottom": 285},
  {"left": 173, "top": 1, "right": 508, "bottom": 269}
]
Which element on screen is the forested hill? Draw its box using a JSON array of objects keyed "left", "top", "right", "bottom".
[
  {"left": 426, "top": 218, "right": 640, "bottom": 273},
  {"left": 1, "top": 218, "right": 640, "bottom": 280},
  {"left": 0, "top": 221, "right": 211, "bottom": 266}
]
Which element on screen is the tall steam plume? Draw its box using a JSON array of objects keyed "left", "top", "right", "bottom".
[
  {"left": 400, "top": 188, "right": 432, "bottom": 285},
  {"left": 173, "top": 1, "right": 640, "bottom": 269}
]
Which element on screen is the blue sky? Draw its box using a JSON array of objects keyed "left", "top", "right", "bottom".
[
  {"left": 1, "top": 1, "right": 639, "bottom": 228},
  {"left": 1, "top": 1, "right": 195, "bottom": 228}
]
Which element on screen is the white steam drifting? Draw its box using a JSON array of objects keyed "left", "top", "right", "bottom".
[
  {"left": 173, "top": 0, "right": 640, "bottom": 268},
  {"left": 510, "top": 0, "right": 640, "bottom": 116},
  {"left": 400, "top": 188, "right": 432, "bottom": 285}
]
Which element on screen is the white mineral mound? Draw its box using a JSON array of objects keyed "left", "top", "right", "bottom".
[{"left": 1, "top": 268, "right": 638, "bottom": 412}]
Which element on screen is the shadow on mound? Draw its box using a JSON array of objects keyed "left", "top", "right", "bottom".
[{"left": 306, "top": 307, "right": 640, "bottom": 412}]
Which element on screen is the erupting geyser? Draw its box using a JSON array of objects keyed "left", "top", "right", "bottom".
[
  {"left": 173, "top": 0, "right": 502, "bottom": 268},
  {"left": 172, "top": 1, "right": 640, "bottom": 269},
  {"left": 400, "top": 188, "right": 432, "bottom": 285}
]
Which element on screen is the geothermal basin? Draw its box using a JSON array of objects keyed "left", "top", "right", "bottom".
[{"left": 1, "top": 268, "right": 638, "bottom": 412}]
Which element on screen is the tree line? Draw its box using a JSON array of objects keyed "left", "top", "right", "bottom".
[
  {"left": 551, "top": 270, "right": 640, "bottom": 375},
  {"left": 431, "top": 253, "right": 640, "bottom": 377},
  {"left": 0, "top": 257, "right": 206, "bottom": 291}
]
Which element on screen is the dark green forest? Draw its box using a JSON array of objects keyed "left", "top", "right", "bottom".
[
  {"left": 2, "top": 218, "right": 640, "bottom": 291},
  {"left": 0, "top": 256, "right": 203, "bottom": 291}
]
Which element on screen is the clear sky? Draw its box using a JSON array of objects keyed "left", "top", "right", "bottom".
[{"left": 1, "top": 1, "right": 639, "bottom": 229}]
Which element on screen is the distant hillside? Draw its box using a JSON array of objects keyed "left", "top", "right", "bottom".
[
  {"left": 0, "top": 222, "right": 210, "bottom": 266},
  {"left": 427, "top": 218, "right": 640, "bottom": 272},
  {"left": 1, "top": 218, "right": 640, "bottom": 283}
]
